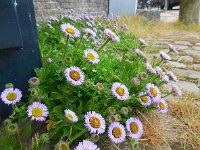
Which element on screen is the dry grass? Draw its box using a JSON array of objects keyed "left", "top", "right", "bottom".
[
  {"left": 121, "top": 15, "right": 200, "bottom": 39},
  {"left": 168, "top": 92, "right": 200, "bottom": 150}
]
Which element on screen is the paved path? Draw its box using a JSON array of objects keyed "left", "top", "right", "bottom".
[{"left": 147, "top": 32, "right": 200, "bottom": 98}]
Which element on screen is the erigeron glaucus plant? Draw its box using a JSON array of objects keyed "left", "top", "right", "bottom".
[{"left": 0, "top": 13, "right": 182, "bottom": 149}]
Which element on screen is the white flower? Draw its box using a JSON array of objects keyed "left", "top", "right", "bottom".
[
  {"left": 108, "top": 122, "right": 126, "bottom": 144},
  {"left": 84, "top": 111, "right": 106, "bottom": 134},
  {"left": 1, "top": 88, "right": 22, "bottom": 105},
  {"left": 61, "top": 23, "right": 80, "bottom": 38},
  {"left": 146, "top": 62, "right": 156, "bottom": 74},
  {"left": 49, "top": 16, "right": 59, "bottom": 22},
  {"left": 64, "top": 109, "right": 78, "bottom": 122},
  {"left": 111, "top": 82, "right": 129, "bottom": 101},
  {"left": 126, "top": 117, "right": 143, "bottom": 139},
  {"left": 84, "top": 49, "right": 100, "bottom": 64},
  {"left": 28, "top": 77, "right": 40, "bottom": 86},
  {"left": 169, "top": 43, "right": 179, "bottom": 54},
  {"left": 159, "top": 51, "right": 172, "bottom": 60},
  {"left": 64, "top": 66, "right": 85, "bottom": 86},
  {"left": 83, "top": 28, "right": 96, "bottom": 38},
  {"left": 138, "top": 92, "right": 152, "bottom": 106},
  {"left": 134, "top": 49, "right": 144, "bottom": 56},
  {"left": 167, "top": 71, "right": 178, "bottom": 82},
  {"left": 172, "top": 84, "right": 182, "bottom": 96},
  {"left": 47, "top": 23, "right": 53, "bottom": 29},
  {"left": 104, "top": 29, "right": 120, "bottom": 42},
  {"left": 157, "top": 99, "right": 168, "bottom": 114},
  {"left": 27, "top": 102, "right": 48, "bottom": 121},
  {"left": 139, "top": 38, "right": 148, "bottom": 46},
  {"left": 74, "top": 140, "right": 99, "bottom": 150},
  {"left": 155, "top": 66, "right": 169, "bottom": 82},
  {"left": 146, "top": 83, "right": 161, "bottom": 103}
]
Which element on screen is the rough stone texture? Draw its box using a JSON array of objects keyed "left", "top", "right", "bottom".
[
  {"left": 172, "top": 68, "right": 200, "bottom": 80},
  {"left": 178, "top": 56, "right": 193, "bottom": 65},
  {"left": 193, "top": 64, "right": 200, "bottom": 71},
  {"left": 33, "top": 0, "right": 109, "bottom": 21},
  {"left": 166, "top": 81, "right": 200, "bottom": 96},
  {"left": 169, "top": 61, "right": 187, "bottom": 69},
  {"left": 174, "top": 41, "right": 192, "bottom": 46}
]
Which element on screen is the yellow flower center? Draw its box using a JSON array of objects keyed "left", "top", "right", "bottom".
[
  {"left": 130, "top": 122, "right": 139, "bottom": 134},
  {"left": 66, "top": 113, "right": 75, "bottom": 121},
  {"left": 31, "top": 78, "right": 38, "bottom": 83},
  {"left": 6, "top": 92, "right": 17, "bottom": 101},
  {"left": 97, "top": 83, "right": 104, "bottom": 90},
  {"left": 86, "top": 53, "right": 96, "bottom": 61},
  {"left": 108, "top": 32, "right": 116, "bottom": 39},
  {"left": 89, "top": 117, "right": 101, "bottom": 128},
  {"left": 148, "top": 66, "right": 155, "bottom": 72},
  {"left": 69, "top": 70, "right": 81, "bottom": 81},
  {"left": 159, "top": 70, "right": 165, "bottom": 76},
  {"left": 116, "top": 87, "right": 125, "bottom": 96},
  {"left": 32, "top": 107, "right": 43, "bottom": 117},
  {"left": 141, "top": 96, "right": 148, "bottom": 103},
  {"left": 112, "top": 127, "right": 122, "bottom": 138},
  {"left": 159, "top": 102, "right": 165, "bottom": 110},
  {"left": 150, "top": 87, "right": 157, "bottom": 97},
  {"left": 66, "top": 27, "right": 75, "bottom": 35}
]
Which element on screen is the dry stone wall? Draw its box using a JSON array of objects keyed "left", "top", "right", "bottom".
[{"left": 33, "top": 0, "right": 109, "bottom": 22}]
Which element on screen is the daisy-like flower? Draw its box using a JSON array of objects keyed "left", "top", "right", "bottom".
[
  {"left": 146, "top": 62, "right": 156, "bottom": 74},
  {"left": 157, "top": 99, "right": 168, "bottom": 114},
  {"left": 91, "top": 134, "right": 100, "bottom": 143},
  {"left": 111, "top": 82, "right": 129, "bottom": 101},
  {"left": 155, "top": 66, "right": 169, "bottom": 82},
  {"left": 169, "top": 43, "right": 179, "bottom": 54},
  {"left": 146, "top": 83, "right": 161, "bottom": 103},
  {"left": 108, "top": 115, "right": 116, "bottom": 123},
  {"left": 134, "top": 49, "right": 144, "bottom": 56},
  {"left": 138, "top": 92, "right": 152, "bottom": 106},
  {"left": 27, "top": 102, "right": 48, "bottom": 121},
  {"left": 64, "top": 109, "right": 78, "bottom": 123},
  {"left": 84, "top": 111, "right": 106, "bottom": 134},
  {"left": 1, "top": 88, "right": 22, "bottom": 105},
  {"left": 108, "top": 122, "right": 126, "bottom": 144},
  {"left": 28, "top": 77, "right": 40, "bottom": 86},
  {"left": 108, "top": 107, "right": 116, "bottom": 114},
  {"left": 47, "top": 23, "right": 53, "bottom": 29},
  {"left": 126, "top": 117, "right": 143, "bottom": 139},
  {"left": 47, "top": 58, "right": 53, "bottom": 63},
  {"left": 139, "top": 72, "right": 148, "bottom": 80},
  {"left": 83, "top": 28, "right": 96, "bottom": 38},
  {"left": 139, "top": 38, "right": 148, "bottom": 46},
  {"left": 104, "top": 29, "right": 120, "bottom": 42},
  {"left": 120, "top": 107, "right": 129, "bottom": 115},
  {"left": 64, "top": 66, "right": 85, "bottom": 86},
  {"left": 172, "top": 84, "right": 182, "bottom": 96},
  {"left": 167, "top": 71, "right": 178, "bottom": 82},
  {"left": 159, "top": 51, "right": 172, "bottom": 61},
  {"left": 49, "top": 16, "right": 59, "bottom": 22},
  {"left": 61, "top": 23, "right": 80, "bottom": 38},
  {"left": 132, "top": 77, "right": 140, "bottom": 85},
  {"left": 84, "top": 49, "right": 100, "bottom": 64},
  {"left": 57, "top": 141, "right": 69, "bottom": 150},
  {"left": 74, "top": 140, "right": 99, "bottom": 150},
  {"left": 114, "top": 114, "right": 121, "bottom": 121},
  {"left": 96, "top": 83, "right": 104, "bottom": 90}
]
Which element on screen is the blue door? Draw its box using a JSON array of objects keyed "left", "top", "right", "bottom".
[{"left": 109, "top": 0, "right": 138, "bottom": 15}]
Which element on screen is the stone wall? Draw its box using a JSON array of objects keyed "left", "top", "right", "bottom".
[{"left": 33, "top": 0, "right": 109, "bottom": 22}]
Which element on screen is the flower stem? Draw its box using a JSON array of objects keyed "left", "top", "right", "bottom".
[
  {"left": 69, "top": 129, "right": 87, "bottom": 144},
  {"left": 97, "top": 39, "right": 110, "bottom": 51},
  {"left": 162, "top": 92, "right": 173, "bottom": 98}
]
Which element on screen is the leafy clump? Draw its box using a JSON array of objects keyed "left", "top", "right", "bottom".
[{"left": 0, "top": 11, "right": 182, "bottom": 149}]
